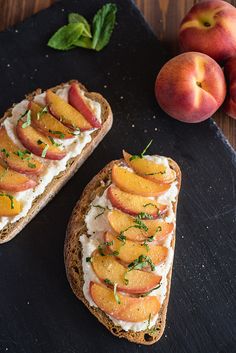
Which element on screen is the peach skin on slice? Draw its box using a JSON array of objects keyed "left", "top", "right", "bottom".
[
  {"left": 46, "top": 90, "right": 92, "bottom": 131},
  {"left": 16, "top": 120, "right": 66, "bottom": 160},
  {"left": 0, "top": 127, "right": 43, "bottom": 175},
  {"left": 0, "top": 164, "right": 36, "bottom": 192},
  {"left": 91, "top": 251, "right": 161, "bottom": 294},
  {"left": 107, "top": 186, "right": 168, "bottom": 218},
  {"left": 123, "top": 151, "right": 176, "bottom": 184},
  {"left": 0, "top": 193, "right": 22, "bottom": 216},
  {"left": 112, "top": 164, "right": 170, "bottom": 197},
  {"left": 69, "top": 83, "right": 101, "bottom": 128},
  {"left": 105, "top": 232, "right": 168, "bottom": 265},
  {"left": 90, "top": 282, "right": 161, "bottom": 322},
  {"left": 107, "top": 209, "right": 174, "bottom": 242},
  {"left": 29, "top": 101, "right": 74, "bottom": 139}
]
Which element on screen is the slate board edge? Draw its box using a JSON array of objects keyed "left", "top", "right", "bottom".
[{"left": 1, "top": 0, "right": 235, "bottom": 159}]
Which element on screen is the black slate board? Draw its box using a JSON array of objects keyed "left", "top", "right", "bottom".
[{"left": 0, "top": 1, "right": 235, "bottom": 352}]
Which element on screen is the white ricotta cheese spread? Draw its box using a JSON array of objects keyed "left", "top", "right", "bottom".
[
  {"left": 80, "top": 155, "right": 179, "bottom": 332},
  {"left": 0, "top": 85, "right": 101, "bottom": 231}
]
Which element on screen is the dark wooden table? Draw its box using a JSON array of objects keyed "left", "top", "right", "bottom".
[{"left": 0, "top": 0, "right": 235, "bottom": 149}]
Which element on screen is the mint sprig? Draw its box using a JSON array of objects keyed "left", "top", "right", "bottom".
[{"left": 48, "top": 4, "right": 117, "bottom": 52}]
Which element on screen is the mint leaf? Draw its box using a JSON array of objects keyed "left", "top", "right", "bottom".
[
  {"left": 92, "top": 3, "right": 117, "bottom": 51},
  {"left": 73, "top": 36, "right": 93, "bottom": 49},
  {"left": 48, "top": 23, "right": 85, "bottom": 50},
  {"left": 68, "top": 13, "right": 92, "bottom": 38}
]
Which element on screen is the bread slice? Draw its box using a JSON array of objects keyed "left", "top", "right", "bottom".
[
  {"left": 65, "top": 157, "right": 181, "bottom": 345},
  {"left": 0, "top": 80, "right": 113, "bottom": 243}
]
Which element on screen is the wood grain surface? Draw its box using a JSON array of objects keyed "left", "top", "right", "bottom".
[{"left": 0, "top": 0, "right": 235, "bottom": 149}]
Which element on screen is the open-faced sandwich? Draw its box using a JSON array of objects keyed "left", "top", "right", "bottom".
[
  {"left": 65, "top": 144, "right": 181, "bottom": 345},
  {"left": 0, "top": 80, "right": 112, "bottom": 243}
]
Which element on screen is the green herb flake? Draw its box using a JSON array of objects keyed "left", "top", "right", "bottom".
[
  {"left": 129, "top": 140, "right": 153, "bottom": 161},
  {"left": 28, "top": 162, "right": 36, "bottom": 169},
  {"left": 0, "top": 148, "right": 10, "bottom": 158},
  {"left": 142, "top": 236, "right": 154, "bottom": 251},
  {"left": 124, "top": 272, "right": 129, "bottom": 286},
  {"left": 37, "top": 106, "right": 48, "bottom": 120},
  {"left": 0, "top": 193, "right": 14, "bottom": 209},
  {"left": 128, "top": 255, "right": 155, "bottom": 272},
  {"left": 49, "top": 130, "right": 65, "bottom": 139},
  {"left": 146, "top": 313, "right": 160, "bottom": 334},
  {"left": 49, "top": 136, "right": 62, "bottom": 147},
  {"left": 116, "top": 233, "right": 126, "bottom": 245},
  {"left": 41, "top": 144, "right": 49, "bottom": 158},
  {"left": 113, "top": 283, "right": 121, "bottom": 304},
  {"left": 86, "top": 257, "right": 92, "bottom": 263},
  {"left": 137, "top": 212, "right": 154, "bottom": 220},
  {"left": 98, "top": 241, "right": 113, "bottom": 256},
  {"left": 144, "top": 171, "right": 166, "bottom": 176},
  {"left": 104, "top": 278, "right": 113, "bottom": 286},
  {"left": 140, "top": 284, "right": 161, "bottom": 297},
  {"left": 14, "top": 150, "right": 31, "bottom": 160},
  {"left": 22, "top": 110, "right": 32, "bottom": 128}
]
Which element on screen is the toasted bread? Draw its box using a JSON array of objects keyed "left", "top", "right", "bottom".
[
  {"left": 0, "top": 80, "right": 113, "bottom": 243},
  {"left": 65, "top": 157, "right": 181, "bottom": 345}
]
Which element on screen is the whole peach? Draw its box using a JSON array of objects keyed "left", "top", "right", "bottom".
[
  {"left": 155, "top": 52, "right": 226, "bottom": 123},
  {"left": 179, "top": 0, "right": 236, "bottom": 63},
  {"left": 223, "top": 57, "right": 236, "bottom": 119}
]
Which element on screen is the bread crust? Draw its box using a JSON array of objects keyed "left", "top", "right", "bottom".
[
  {"left": 0, "top": 80, "right": 113, "bottom": 243},
  {"left": 65, "top": 157, "right": 181, "bottom": 345}
]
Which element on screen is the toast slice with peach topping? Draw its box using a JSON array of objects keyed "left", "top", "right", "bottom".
[
  {"left": 0, "top": 80, "right": 112, "bottom": 243},
  {"left": 65, "top": 146, "right": 181, "bottom": 345}
]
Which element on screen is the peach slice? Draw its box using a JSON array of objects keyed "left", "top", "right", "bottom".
[
  {"left": 91, "top": 251, "right": 161, "bottom": 294},
  {"left": 112, "top": 164, "right": 170, "bottom": 197},
  {"left": 0, "top": 164, "right": 36, "bottom": 192},
  {"left": 46, "top": 90, "right": 92, "bottom": 131},
  {"left": 0, "top": 127, "right": 43, "bottom": 175},
  {"left": 29, "top": 101, "right": 74, "bottom": 139},
  {"left": 105, "top": 232, "right": 168, "bottom": 265},
  {"left": 90, "top": 282, "right": 160, "bottom": 322},
  {"left": 107, "top": 209, "right": 174, "bottom": 242},
  {"left": 123, "top": 151, "right": 176, "bottom": 184},
  {"left": 69, "top": 83, "right": 101, "bottom": 128},
  {"left": 107, "top": 186, "right": 168, "bottom": 218},
  {"left": 16, "top": 120, "right": 66, "bottom": 160},
  {"left": 0, "top": 193, "right": 22, "bottom": 216}
]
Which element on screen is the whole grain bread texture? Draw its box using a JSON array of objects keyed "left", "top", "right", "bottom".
[
  {"left": 65, "top": 157, "right": 181, "bottom": 345},
  {"left": 0, "top": 80, "right": 113, "bottom": 243}
]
